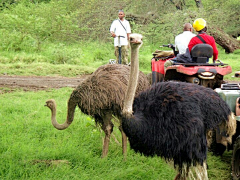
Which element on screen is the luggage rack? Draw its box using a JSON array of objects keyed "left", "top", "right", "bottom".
[
  {"left": 221, "top": 83, "right": 240, "bottom": 90},
  {"left": 173, "top": 62, "right": 228, "bottom": 67}
]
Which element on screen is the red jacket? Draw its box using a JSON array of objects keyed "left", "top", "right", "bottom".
[{"left": 188, "top": 33, "right": 218, "bottom": 60}]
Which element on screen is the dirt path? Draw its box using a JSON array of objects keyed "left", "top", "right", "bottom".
[
  {"left": 0, "top": 75, "right": 90, "bottom": 91},
  {"left": 0, "top": 75, "right": 239, "bottom": 92}
]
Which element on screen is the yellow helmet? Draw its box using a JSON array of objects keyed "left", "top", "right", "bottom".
[{"left": 193, "top": 18, "right": 206, "bottom": 31}]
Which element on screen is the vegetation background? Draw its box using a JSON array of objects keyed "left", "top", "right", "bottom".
[
  {"left": 0, "top": 0, "right": 239, "bottom": 179},
  {"left": 0, "top": 0, "right": 239, "bottom": 77}
]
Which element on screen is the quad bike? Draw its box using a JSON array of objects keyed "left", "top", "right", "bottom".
[
  {"left": 215, "top": 80, "right": 240, "bottom": 180},
  {"left": 151, "top": 44, "right": 232, "bottom": 89}
]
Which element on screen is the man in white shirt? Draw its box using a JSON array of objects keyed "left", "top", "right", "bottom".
[
  {"left": 110, "top": 10, "right": 131, "bottom": 65},
  {"left": 164, "top": 23, "right": 196, "bottom": 71},
  {"left": 175, "top": 23, "right": 196, "bottom": 54}
]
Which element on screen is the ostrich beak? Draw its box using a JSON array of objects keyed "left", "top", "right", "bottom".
[
  {"left": 130, "top": 39, "right": 142, "bottom": 44},
  {"left": 129, "top": 33, "right": 143, "bottom": 44}
]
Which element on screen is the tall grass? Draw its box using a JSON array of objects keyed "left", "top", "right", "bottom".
[
  {"left": 0, "top": 42, "right": 239, "bottom": 80},
  {"left": 0, "top": 87, "right": 234, "bottom": 180},
  {"left": 0, "top": 39, "right": 155, "bottom": 76}
]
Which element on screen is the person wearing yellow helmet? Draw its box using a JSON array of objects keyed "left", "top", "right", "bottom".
[
  {"left": 188, "top": 18, "right": 219, "bottom": 62},
  {"left": 193, "top": 18, "right": 206, "bottom": 32}
]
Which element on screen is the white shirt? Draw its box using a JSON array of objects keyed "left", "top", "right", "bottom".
[
  {"left": 110, "top": 19, "right": 131, "bottom": 46},
  {"left": 175, "top": 31, "right": 196, "bottom": 54}
]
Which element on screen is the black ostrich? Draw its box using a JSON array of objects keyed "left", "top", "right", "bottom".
[{"left": 121, "top": 33, "right": 236, "bottom": 179}]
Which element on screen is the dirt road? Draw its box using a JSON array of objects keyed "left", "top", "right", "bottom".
[
  {"left": 0, "top": 75, "right": 239, "bottom": 92},
  {"left": 0, "top": 75, "right": 90, "bottom": 91}
]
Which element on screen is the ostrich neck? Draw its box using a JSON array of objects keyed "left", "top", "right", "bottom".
[
  {"left": 51, "top": 101, "right": 75, "bottom": 130},
  {"left": 123, "top": 45, "right": 140, "bottom": 115}
]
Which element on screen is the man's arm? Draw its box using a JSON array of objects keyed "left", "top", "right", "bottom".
[
  {"left": 127, "top": 33, "right": 130, "bottom": 40},
  {"left": 110, "top": 31, "right": 116, "bottom": 38},
  {"left": 211, "top": 37, "right": 218, "bottom": 60},
  {"left": 110, "top": 20, "right": 116, "bottom": 38}
]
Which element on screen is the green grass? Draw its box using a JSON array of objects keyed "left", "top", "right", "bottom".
[
  {"left": 0, "top": 88, "right": 234, "bottom": 180},
  {"left": 217, "top": 48, "right": 240, "bottom": 81},
  {"left": 0, "top": 62, "right": 95, "bottom": 77},
  {"left": 0, "top": 43, "right": 239, "bottom": 79}
]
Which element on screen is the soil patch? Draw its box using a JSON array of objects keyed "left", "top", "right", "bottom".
[
  {"left": 0, "top": 75, "right": 90, "bottom": 92},
  {"left": 0, "top": 75, "right": 239, "bottom": 93}
]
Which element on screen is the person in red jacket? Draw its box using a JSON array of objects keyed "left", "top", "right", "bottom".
[{"left": 188, "top": 18, "right": 219, "bottom": 62}]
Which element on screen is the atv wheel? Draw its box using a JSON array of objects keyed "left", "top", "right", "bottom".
[
  {"left": 209, "top": 130, "right": 226, "bottom": 156},
  {"left": 232, "top": 137, "right": 240, "bottom": 180}
]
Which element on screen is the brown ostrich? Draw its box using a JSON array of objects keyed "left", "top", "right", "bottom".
[
  {"left": 119, "top": 33, "right": 236, "bottom": 179},
  {"left": 45, "top": 62, "right": 150, "bottom": 158}
]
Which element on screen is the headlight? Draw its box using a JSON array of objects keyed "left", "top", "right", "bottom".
[
  {"left": 200, "top": 72, "right": 214, "bottom": 76},
  {"left": 198, "top": 72, "right": 215, "bottom": 79}
]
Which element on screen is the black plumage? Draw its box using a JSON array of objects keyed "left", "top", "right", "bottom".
[{"left": 122, "top": 81, "right": 234, "bottom": 173}]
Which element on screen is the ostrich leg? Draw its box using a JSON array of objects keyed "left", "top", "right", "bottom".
[
  {"left": 119, "top": 122, "right": 127, "bottom": 159},
  {"left": 100, "top": 112, "right": 114, "bottom": 158}
]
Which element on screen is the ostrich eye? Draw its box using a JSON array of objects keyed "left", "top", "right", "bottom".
[{"left": 130, "top": 37, "right": 133, "bottom": 41}]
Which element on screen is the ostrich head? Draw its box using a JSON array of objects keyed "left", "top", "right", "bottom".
[
  {"left": 45, "top": 99, "right": 56, "bottom": 111},
  {"left": 45, "top": 99, "right": 72, "bottom": 130},
  {"left": 129, "top": 33, "right": 143, "bottom": 48}
]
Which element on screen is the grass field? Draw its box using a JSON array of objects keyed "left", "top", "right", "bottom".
[
  {"left": 0, "top": 42, "right": 239, "bottom": 78},
  {"left": 0, "top": 1, "right": 239, "bottom": 179},
  {"left": 0, "top": 38, "right": 239, "bottom": 180},
  {"left": 0, "top": 87, "right": 234, "bottom": 180}
]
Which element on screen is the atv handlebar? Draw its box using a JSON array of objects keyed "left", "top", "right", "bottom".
[
  {"left": 160, "top": 44, "right": 178, "bottom": 56},
  {"left": 214, "top": 59, "right": 223, "bottom": 64}
]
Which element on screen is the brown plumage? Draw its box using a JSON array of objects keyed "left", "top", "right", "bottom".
[
  {"left": 45, "top": 63, "right": 150, "bottom": 158},
  {"left": 74, "top": 64, "right": 149, "bottom": 117}
]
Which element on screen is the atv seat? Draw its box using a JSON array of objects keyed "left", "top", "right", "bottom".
[{"left": 191, "top": 44, "right": 213, "bottom": 63}]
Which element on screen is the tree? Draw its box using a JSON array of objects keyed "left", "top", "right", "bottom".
[{"left": 209, "top": 26, "right": 240, "bottom": 53}]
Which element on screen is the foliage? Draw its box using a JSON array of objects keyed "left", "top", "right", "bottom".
[
  {"left": 0, "top": 0, "right": 239, "bottom": 49},
  {"left": 0, "top": 0, "right": 84, "bottom": 52},
  {"left": 0, "top": 0, "right": 239, "bottom": 78}
]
